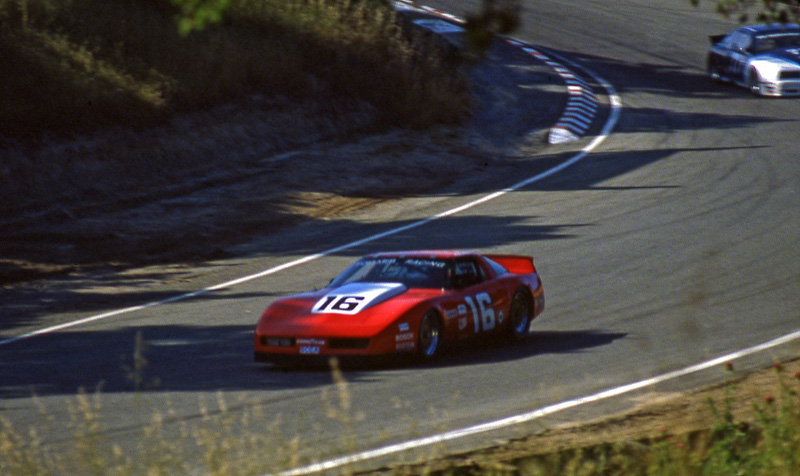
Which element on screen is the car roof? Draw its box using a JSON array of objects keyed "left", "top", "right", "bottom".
[
  {"left": 364, "top": 250, "right": 476, "bottom": 260},
  {"left": 739, "top": 23, "right": 800, "bottom": 36}
]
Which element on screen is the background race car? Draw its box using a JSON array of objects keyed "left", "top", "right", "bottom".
[{"left": 707, "top": 23, "right": 800, "bottom": 96}]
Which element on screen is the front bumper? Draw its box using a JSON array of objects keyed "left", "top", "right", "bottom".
[{"left": 759, "top": 79, "right": 800, "bottom": 96}]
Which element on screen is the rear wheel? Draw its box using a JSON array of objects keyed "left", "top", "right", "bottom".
[
  {"left": 417, "top": 311, "right": 442, "bottom": 360},
  {"left": 507, "top": 289, "right": 532, "bottom": 341}
]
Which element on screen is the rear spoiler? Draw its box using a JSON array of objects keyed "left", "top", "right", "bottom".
[
  {"left": 710, "top": 34, "right": 726, "bottom": 45},
  {"left": 485, "top": 254, "right": 535, "bottom": 275}
]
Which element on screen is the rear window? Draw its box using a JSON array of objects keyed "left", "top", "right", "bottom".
[{"left": 485, "top": 257, "right": 509, "bottom": 276}]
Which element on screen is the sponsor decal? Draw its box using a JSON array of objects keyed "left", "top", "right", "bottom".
[
  {"left": 297, "top": 338, "right": 326, "bottom": 346},
  {"left": 498, "top": 310, "right": 504, "bottom": 324},
  {"left": 398, "top": 323, "right": 410, "bottom": 332},
  {"left": 312, "top": 282, "right": 406, "bottom": 315},
  {"left": 299, "top": 346, "right": 320, "bottom": 355},
  {"left": 405, "top": 258, "right": 447, "bottom": 268},
  {"left": 396, "top": 332, "right": 414, "bottom": 342},
  {"left": 446, "top": 309, "right": 459, "bottom": 320},
  {"left": 396, "top": 341, "right": 415, "bottom": 352},
  {"left": 457, "top": 304, "right": 468, "bottom": 316},
  {"left": 458, "top": 317, "right": 468, "bottom": 330}
]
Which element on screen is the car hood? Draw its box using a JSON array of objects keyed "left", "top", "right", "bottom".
[
  {"left": 256, "top": 283, "right": 439, "bottom": 337},
  {"left": 755, "top": 47, "right": 800, "bottom": 69}
]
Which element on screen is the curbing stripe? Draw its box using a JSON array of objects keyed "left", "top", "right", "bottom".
[{"left": 393, "top": 1, "right": 599, "bottom": 143}]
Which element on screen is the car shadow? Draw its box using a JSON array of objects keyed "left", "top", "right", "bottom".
[
  {"left": 425, "top": 329, "right": 628, "bottom": 369},
  {"left": 0, "top": 325, "right": 626, "bottom": 398},
  {"left": 264, "top": 329, "right": 628, "bottom": 372}
]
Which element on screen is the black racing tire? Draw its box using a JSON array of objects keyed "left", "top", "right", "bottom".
[
  {"left": 417, "top": 310, "right": 442, "bottom": 361},
  {"left": 707, "top": 57, "right": 722, "bottom": 82},
  {"left": 748, "top": 68, "right": 762, "bottom": 95},
  {"left": 506, "top": 289, "right": 532, "bottom": 341}
]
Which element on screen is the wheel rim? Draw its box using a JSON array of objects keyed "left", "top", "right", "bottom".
[
  {"left": 419, "top": 313, "right": 440, "bottom": 358},
  {"left": 749, "top": 71, "right": 761, "bottom": 94},
  {"left": 708, "top": 61, "right": 719, "bottom": 81},
  {"left": 509, "top": 292, "right": 530, "bottom": 337}
]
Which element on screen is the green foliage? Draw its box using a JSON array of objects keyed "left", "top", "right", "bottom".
[
  {"left": 464, "top": 0, "right": 522, "bottom": 54},
  {"left": 692, "top": 0, "right": 800, "bottom": 24},
  {"left": 0, "top": 0, "right": 471, "bottom": 142},
  {"left": 462, "top": 363, "right": 800, "bottom": 476},
  {"left": 172, "top": 0, "right": 231, "bottom": 36}
]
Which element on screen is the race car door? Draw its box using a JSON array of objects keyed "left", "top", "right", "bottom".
[
  {"left": 448, "top": 257, "right": 510, "bottom": 338},
  {"left": 725, "top": 30, "right": 754, "bottom": 82}
]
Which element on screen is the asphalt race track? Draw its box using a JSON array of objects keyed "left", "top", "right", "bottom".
[{"left": 2, "top": 0, "right": 799, "bottom": 474}]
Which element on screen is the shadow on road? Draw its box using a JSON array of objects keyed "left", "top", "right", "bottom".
[{"left": 0, "top": 325, "right": 625, "bottom": 399}]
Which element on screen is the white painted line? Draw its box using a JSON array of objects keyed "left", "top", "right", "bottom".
[
  {"left": 0, "top": 105, "right": 615, "bottom": 346},
  {"left": 0, "top": 14, "right": 621, "bottom": 348},
  {"left": 268, "top": 328, "right": 800, "bottom": 476}
]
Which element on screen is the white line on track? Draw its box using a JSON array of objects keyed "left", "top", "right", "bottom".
[
  {"left": 0, "top": 47, "right": 621, "bottom": 347},
  {"left": 262, "top": 41, "right": 800, "bottom": 476},
  {"left": 269, "top": 328, "right": 800, "bottom": 476},
  {"left": 3, "top": 13, "right": 799, "bottom": 476}
]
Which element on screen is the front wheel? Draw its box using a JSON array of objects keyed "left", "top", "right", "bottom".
[
  {"left": 506, "top": 289, "right": 532, "bottom": 341},
  {"left": 707, "top": 57, "right": 722, "bottom": 82},
  {"left": 417, "top": 311, "right": 442, "bottom": 361},
  {"left": 748, "top": 69, "right": 762, "bottom": 95}
]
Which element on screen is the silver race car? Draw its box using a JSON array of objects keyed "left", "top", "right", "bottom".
[{"left": 708, "top": 23, "right": 800, "bottom": 96}]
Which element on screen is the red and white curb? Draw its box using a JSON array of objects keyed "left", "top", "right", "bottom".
[
  {"left": 507, "top": 39, "right": 599, "bottom": 144},
  {"left": 393, "top": 0, "right": 462, "bottom": 24},
  {"left": 393, "top": 0, "right": 599, "bottom": 144}
]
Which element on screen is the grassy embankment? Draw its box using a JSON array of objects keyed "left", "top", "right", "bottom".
[
  {"left": 467, "top": 363, "right": 800, "bottom": 476},
  {"left": 0, "top": 0, "right": 471, "bottom": 144},
  {"left": 0, "top": 0, "right": 473, "bottom": 273}
]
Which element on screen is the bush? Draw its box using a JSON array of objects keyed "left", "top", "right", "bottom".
[{"left": 0, "top": 0, "right": 472, "bottom": 142}]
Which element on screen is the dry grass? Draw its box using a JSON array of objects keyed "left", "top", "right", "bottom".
[
  {"left": 2, "top": 360, "right": 800, "bottom": 476},
  {"left": 411, "top": 362, "right": 800, "bottom": 476}
]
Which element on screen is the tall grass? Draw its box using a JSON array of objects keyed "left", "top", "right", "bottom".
[
  {"left": 0, "top": 0, "right": 472, "bottom": 142},
  {"left": 2, "top": 361, "right": 799, "bottom": 476},
  {"left": 506, "top": 363, "right": 800, "bottom": 476}
]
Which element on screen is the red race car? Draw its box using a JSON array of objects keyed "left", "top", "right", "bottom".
[{"left": 253, "top": 250, "right": 545, "bottom": 364}]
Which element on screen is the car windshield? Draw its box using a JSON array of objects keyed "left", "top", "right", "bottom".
[
  {"left": 329, "top": 257, "right": 453, "bottom": 289},
  {"left": 754, "top": 32, "right": 800, "bottom": 53}
]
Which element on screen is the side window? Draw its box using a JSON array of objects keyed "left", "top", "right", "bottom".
[
  {"left": 485, "top": 258, "right": 508, "bottom": 277},
  {"left": 740, "top": 33, "right": 753, "bottom": 53},
  {"left": 753, "top": 35, "right": 777, "bottom": 53},
  {"left": 453, "top": 260, "right": 483, "bottom": 289},
  {"left": 720, "top": 33, "right": 736, "bottom": 50},
  {"left": 730, "top": 32, "right": 752, "bottom": 53}
]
